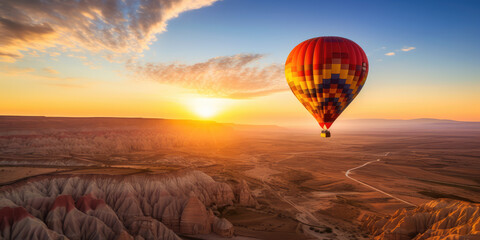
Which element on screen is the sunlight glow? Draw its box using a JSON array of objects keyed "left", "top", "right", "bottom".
[{"left": 191, "top": 98, "right": 222, "bottom": 118}]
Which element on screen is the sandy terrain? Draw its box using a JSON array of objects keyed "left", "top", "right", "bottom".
[
  {"left": 0, "top": 116, "right": 479, "bottom": 239},
  {"left": 0, "top": 167, "right": 68, "bottom": 185}
]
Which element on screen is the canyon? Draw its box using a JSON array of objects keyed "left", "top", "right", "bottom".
[
  {"left": 363, "top": 199, "right": 480, "bottom": 239},
  {"left": 0, "top": 171, "right": 249, "bottom": 239}
]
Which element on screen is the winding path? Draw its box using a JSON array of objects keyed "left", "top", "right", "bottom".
[
  {"left": 258, "top": 157, "right": 352, "bottom": 239},
  {"left": 345, "top": 152, "right": 417, "bottom": 207}
]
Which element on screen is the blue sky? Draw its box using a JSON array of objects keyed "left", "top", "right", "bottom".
[
  {"left": 148, "top": 0, "right": 479, "bottom": 64},
  {"left": 146, "top": 0, "right": 480, "bottom": 100}
]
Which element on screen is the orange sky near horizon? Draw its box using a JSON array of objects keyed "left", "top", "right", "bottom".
[{"left": 1, "top": 67, "right": 479, "bottom": 128}]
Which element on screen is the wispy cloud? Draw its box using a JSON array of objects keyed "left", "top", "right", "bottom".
[
  {"left": 0, "top": 64, "right": 87, "bottom": 87},
  {"left": 0, "top": 0, "right": 219, "bottom": 62},
  {"left": 382, "top": 46, "right": 416, "bottom": 57},
  {"left": 0, "top": 52, "right": 24, "bottom": 63},
  {"left": 42, "top": 67, "right": 59, "bottom": 75},
  {"left": 401, "top": 46, "right": 416, "bottom": 52},
  {"left": 0, "top": 16, "right": 57, "bottom": 62},
  {"left": 131, "top": 54, "right": 287, "bottom": 99},
  {"left": 49, "top": 52, "right": 60, "bottom": 57},
  {"left": 46, "top": 83, "right": 86, "bottom": 88},
  {"left": 0, "top": 65, "right": 35, "bottom": 75}
]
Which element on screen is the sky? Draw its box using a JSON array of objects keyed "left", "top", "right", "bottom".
[{"left": 1, "top": 0, "right": 479, "bottom": 128}]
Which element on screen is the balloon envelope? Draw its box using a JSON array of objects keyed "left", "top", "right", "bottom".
[{"left": 285, "top": 36, "right": 369, "bottom": 130}]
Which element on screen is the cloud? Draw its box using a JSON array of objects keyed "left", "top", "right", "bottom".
[
  {"left": 0, "top": 0, "right": 219, "bottom": 62},
  {"left": 0, "top": 65, "right": 35, "bottom": 75},
  {"left": 29, "top": 51, "right": 40, "bottom": 57},
  {"left": 49, "top": 52, "right": 60, "bottom": 57},
  {"left": 131, "top": 54, "right": 287, "bottom": 99},
  {"left": 385, "top": 52, "right": 395, "bottom": 56},
  {"left": 46, "top": 83, "right": 86, "bottom": 88},
  {"left": 42, "top": 67, "right": 59, "bottom": 75},
  {"left": 401, "top": 46, "right": 416, "bottom": 52},
  {"left": 0, "top": 51, "right": 23, "bottom": 62},
  {"left": 0, "top": 16, "right": 57, "bottom": 62},
  {"left": 0, "top": 64, "right": 85, "bottom": 86}
]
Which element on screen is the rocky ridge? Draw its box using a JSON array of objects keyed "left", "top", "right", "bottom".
[
  {"left": 0, "top": 171, "right": 254, "bottom": 239},
  {"left": 234, "top": 179, "right": 258, "bottom": 207},
  {"left": 363, "top": 199, "right": 480, "bottom": 240}
]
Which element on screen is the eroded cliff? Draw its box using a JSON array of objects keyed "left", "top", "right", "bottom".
[
  {"left": 0, "top": 170, "right": 245, "bottom": 239},
  {"left": 363, "top": 199, "right": 480, "bottom": 240}
]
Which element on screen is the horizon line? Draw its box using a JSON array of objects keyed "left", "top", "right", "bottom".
[{"left": 1, "top": 114, "right": 479, "bottom": 125}]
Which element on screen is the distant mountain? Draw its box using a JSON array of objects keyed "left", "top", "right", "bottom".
[
  {"left": 223, "top": 122, "right": 284, "bottom": 132},
  {"left": 333, "top": 118, "right": 480, "bottom": 132},
  {"left": 1, "top": 115, "right": 477, "bottom": 134},
  {"left": 0, "top": 116, "right": 282, "bottom": 135}
]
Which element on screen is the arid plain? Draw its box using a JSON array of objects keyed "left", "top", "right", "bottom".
[{"left": 0, "top": 116, "right": 479, "bottom": 240}]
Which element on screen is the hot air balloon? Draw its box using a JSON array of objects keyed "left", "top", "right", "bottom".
[{"left": 285, "top": 36, "right": 369, "bottom": 137}]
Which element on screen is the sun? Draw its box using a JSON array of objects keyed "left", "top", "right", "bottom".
[
  {"left": 194, "top": 104, "right": 217, "bottom": 118},
  {"left": 191, "top": 98, "right": 222, "bottom": 118}
]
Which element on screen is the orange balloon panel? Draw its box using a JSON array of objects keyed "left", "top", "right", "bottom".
[{"left": 285, "top": 36, "right": 369, "bottom": 129}]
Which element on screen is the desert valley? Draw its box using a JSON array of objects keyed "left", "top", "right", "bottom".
[{"left": 0, "top": 116, "right": 478, "bottom": 240}]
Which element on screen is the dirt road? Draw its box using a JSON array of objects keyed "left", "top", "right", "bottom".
[{"left": 345, "top": 152, "right": 417, "bottom": 207}]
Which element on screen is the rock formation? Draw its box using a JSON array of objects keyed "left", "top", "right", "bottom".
[
  {"left": 0, "top": 206, "right": 65, "bottom": 240},
  {"left": 180, "top": 195, "right": 211, "bottom": 234},
  {"left": 234, "top": 179, "right": 258, "bottom": 207},
  {"left": 0, "top": 170, "right": 239, "bottom": 239},
  {"left": 362, "top": 199, "right": 480, "bottom": 240},
  {"left": 212, "top": 217, "right": 234, "bottom": 237}
]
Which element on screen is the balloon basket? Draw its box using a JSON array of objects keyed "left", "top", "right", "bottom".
[{"left": 321, "top": 130, "right": 331, "bottom": 138}]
